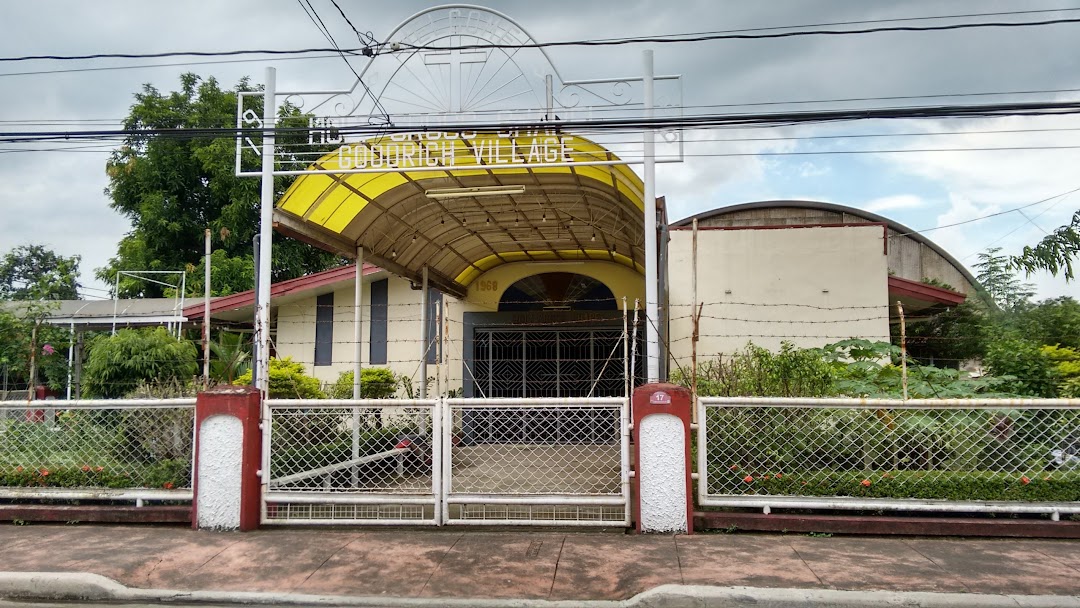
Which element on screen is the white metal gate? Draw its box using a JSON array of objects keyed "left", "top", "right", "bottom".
[
  {"left": 262, "top": 397, "right": 630, "bottom": 526},
  {"left": 262, "top": 399, "right": 441, "bottom": 525}
]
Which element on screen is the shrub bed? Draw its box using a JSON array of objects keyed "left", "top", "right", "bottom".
[
  {"left": 707, "top": 467, "right": 1080, "bottom": 502},
  {"left": 0, "top": 459, "right": 190, "bottom": 490}
]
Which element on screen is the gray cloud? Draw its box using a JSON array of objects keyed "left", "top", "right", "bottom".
[{"left": 4, "top": 0, "right": 1080, "bottom": 298}]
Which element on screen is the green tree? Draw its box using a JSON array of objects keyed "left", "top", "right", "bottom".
[
  {"left": 1011, "top": 209, "right": 1080, "bottom": 280},
  {"left": 180, "top": 250, "right": 256, "bottom": 298},
  {"left": 1011, "top": 296, "right": 1080, "bottom": 349},
  {"left": 82, "top": 328, "right": 198, "bottom": 398},
  {"left": 983, "top": 335, "right": 1059, "bottom": 398},
  {"left": 975, "top": 247, "right": 1034, "bottom": 311},
  {"left": 899, "top": 300, "right": 989, "bottom": 367},
  {"left": 0, "top": 244, "right": 80, "bottom": 301},
  {"left": 98, "top": 73, "right": 342, "bottom": 297}
]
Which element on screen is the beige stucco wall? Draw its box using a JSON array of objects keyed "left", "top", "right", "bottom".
[
  {"left": 274, "top": 274, "right": 464, "bottom": 394},
  {"left": 667, "top": 225, "right": 891, "bottom": 369},
  {"left": 694, "top": 206, "right": 974, "bottom": 294}
]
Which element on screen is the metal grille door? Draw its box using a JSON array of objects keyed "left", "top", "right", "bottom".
[{"left": 472, "top": 327, "right": 626, "bottom": 399}]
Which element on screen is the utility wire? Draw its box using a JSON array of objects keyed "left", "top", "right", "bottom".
[
  {"left": 392, "top": 18, "right": 1080, "bottom": 52},
  {"left": 310, "top": 0, "right": 390, "bottom": 122},
  {"left": 4, "top": 99, "right": 1080, "bottom": 143},
  {"left": 894, "top": 185, "right": 1080, "bottom": 237},
  {"left": 5, "top": 16, "right": 1080, "bottom": 63}
]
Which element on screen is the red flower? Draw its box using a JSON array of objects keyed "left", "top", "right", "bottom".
[
  {"left": 762, "top": 474, "right": 771, "bottom": 480},
  {"left": 39, "top": 469, "right": 50, "bottom": 477},
  {"left": 1021, "top": 476, "right": 1031, "bottom": 485},
  {"left": 775, "top": 473, "right": 783, "bottom": 479},
  {"left": 15, "top": 466, "right": 23, "bottom": 473},
  {"left": 730, "top": 465, "right": 739, "bottom": 471},
  {"left": 94, "top": 466, "right": 103, "bottom": 473},
  {"left": 743, "top": 475, "right": 754, "bottom": 483},
  {"left": 163, "top": 482, "right": 174, "bottom": 490},
  {"left": 860, "top": 479, "right": 871, "bottom": 487},
  {"left": 81, "top": 465, "right": 91, "bottom": 473}
]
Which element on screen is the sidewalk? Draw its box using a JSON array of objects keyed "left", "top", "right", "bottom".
[{"left": 0, "top": 524, "right": 1078, "bottom": 605}]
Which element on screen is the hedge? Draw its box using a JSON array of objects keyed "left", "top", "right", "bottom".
[
  {"left": 0, "top": 459, "right": 190, "bottom": 490},
  {"left": 707, "top": 467, "right": 1080, "bottom": 502}
]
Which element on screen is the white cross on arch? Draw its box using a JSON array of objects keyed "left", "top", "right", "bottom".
[{"left": 424, "top": 40, "right": 489, "bottom": 113}]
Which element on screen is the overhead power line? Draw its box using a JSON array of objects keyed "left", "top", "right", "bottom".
[
  {"left": 5, "top": 98, "right": 1080, "bottom": 144},
  {"left": 393, "top": 18, "right": 1080, "bottom": 51},
  {"left": 895, "top": 185, "right": 1080, "bottom": 238},
  {"left": 5, "top": 16, "right": 1080, "bottom": 63}
]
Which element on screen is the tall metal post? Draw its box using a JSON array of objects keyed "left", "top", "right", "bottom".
[
  {"left": 642, "top": 50, "right": 659, "bottom": 383},
  {"left": 255, "top": 67, "right": 276, "bottom": 396},
  {"left": 251, "top": 233, "right": 260, "bottom": 387},
  {"left": 203, "top": 228, "right": 212, "bottom": 389},
  {"left": 353, "top": 247, "right": 364, "bottom": 399},
  {"left": 419, "top": 265, "right": 430, "bottom": 399}
]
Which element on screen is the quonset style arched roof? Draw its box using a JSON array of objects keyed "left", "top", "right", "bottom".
[
  {"left": 672, "top": 199, "right": 979, "bottom": 293},
  {"left": 272, "top": 133, "right": 646, "bottom": 298}
]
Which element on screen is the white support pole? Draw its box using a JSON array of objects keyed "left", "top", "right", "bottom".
[
  {"left": 420, "top": 266, "right": 429, "bottom": 399},
  {"left": 111, "top": 273, "right": 120, "bottom": 335},
  {"left": 203, "top": 228, "right": 212, "bottom": 390},
  {"left": 642, "top": 49, "right": 659, "bottom": 383},
  {"left": 351, "top": 248, "right": 363, "bottom": 484},
  {"left": 622, "top": 297, "right": 629, "bottom": 399},
  {"left": 255, "top": 67, "right": 276, "bottom": 396},
  {"left": 65, "top": 322, "right": 74, "bottom": 400},
  {"left": 353, "top": 247, "right": 364, "bottom": 399}
]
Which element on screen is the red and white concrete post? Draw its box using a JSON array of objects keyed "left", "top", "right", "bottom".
[
  {"left": 632, "top": 383, "right": 694, "bottom": 534},
  {"left": 192, "top": 385, "right": 262, "bottom": 531}
]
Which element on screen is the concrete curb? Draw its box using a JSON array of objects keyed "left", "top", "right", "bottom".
[{"left": 1, "top": 573, "right": 1079, "bottom": 608}]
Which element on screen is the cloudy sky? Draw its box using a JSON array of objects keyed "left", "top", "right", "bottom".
[{"left": 4, "top": 0, "right": 1080, "bottom": 299}]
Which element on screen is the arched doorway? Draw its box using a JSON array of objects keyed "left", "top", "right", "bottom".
[
  {"left": 465, "top": 272, "right": 629, "bottom": 399},
  {"left": 497, "top": 272, "right": 617, "bottom": 312}
]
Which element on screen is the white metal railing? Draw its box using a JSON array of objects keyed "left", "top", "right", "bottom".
[
  {"left": 262, "top": 398, "right": 440, "bottom": 525},
  {"left": 0, "top": 398, "right": 196, "bottom": 504},
  {"left": 697, "top": 397, "right": 1080, "bottom": 518},
  {"left": 442, "top": 397, "right": 631, "bottom": 526}
]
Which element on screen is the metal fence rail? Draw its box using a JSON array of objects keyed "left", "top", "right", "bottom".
[
  {"left": 0, "top": 398, "right": 196, "bottom": 504},
  {"left": 697, "top": 397, "right": 1080, "bottom": 517},
  {"left": 443, "top": 397, "right": 630, "bottom": 526},
  {"left": 262, "top": 398, "right": 440, "bottom": 525}
]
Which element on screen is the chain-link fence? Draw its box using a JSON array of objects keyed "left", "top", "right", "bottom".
[
  {"left": 263, "top": 398, "right": 440, "bottom": 525},
  {"left": 698, "top": 397, "right": 1080, "bottom": 516},
  {"left": 443, "top": 398, "right": 630, "bottom": 526},
  {"left": 0, "top": 399, "right": 195, "bottom": 502}
]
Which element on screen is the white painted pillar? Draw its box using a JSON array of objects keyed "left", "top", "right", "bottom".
[
  {"left": 643, "top": 50, "right": 659, "bottom": 383},
  {"left": 193, "top": 385, "right": 262, "bottom": 531},
  {"left": 633, "top": 383, "right": 693, "bottom": 534},
  {"left": 255, "top": 67, "right": 276, "bottom": 396}
]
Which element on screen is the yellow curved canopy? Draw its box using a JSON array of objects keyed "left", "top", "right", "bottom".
[{"left": 273, "top": 132, "right": 646, "bottom": 296}]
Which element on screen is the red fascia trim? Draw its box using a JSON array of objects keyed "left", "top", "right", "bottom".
[
  {"left": 184, "top": 263, "right": 381, "bottom": 319},
  {"left": 670, "top": 222, "right": 890, "bottom": 255},
  {"left": 888, "top": 275, "right": 967, "bottom": 306}
]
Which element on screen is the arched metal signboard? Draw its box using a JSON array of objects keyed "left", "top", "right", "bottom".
[{"left": 236, "top": 4, "right": 685, "bottom": 392}]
